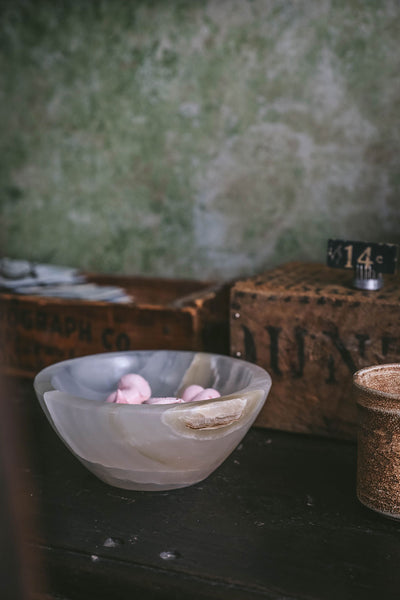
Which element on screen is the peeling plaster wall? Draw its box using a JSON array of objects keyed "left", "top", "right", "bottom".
[{"left": 1, "top": 0, "right": 399, "bottom": 279}]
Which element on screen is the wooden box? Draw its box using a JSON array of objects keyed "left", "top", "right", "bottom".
[
  {"left": 0, "top": 274, "right": 229, "bottom": 378},
  {"left": 230, "top": 262, "right": 400, "bottom": 439}
]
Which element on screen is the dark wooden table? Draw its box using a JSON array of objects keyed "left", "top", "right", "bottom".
[{"left": 8, "top": 378, "right": 400, "bottom": 600}]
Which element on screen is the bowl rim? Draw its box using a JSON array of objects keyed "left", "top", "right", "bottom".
[{"left": 34, "top": 349, "right": 272, "bottom": 408}]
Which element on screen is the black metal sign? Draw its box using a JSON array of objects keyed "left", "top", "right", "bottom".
[{"left": 327, "top": 239, "right": 398, "bottom": 274}]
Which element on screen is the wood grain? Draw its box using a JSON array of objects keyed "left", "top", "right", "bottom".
[
  {"left": 230, "top": 262, "right": 400, "bottom": 439},
  {"left": 10, "top": 377, "right": 400, "bottom": 600},
  {"left": 0, "top": 277, "right": 230, "bottom": 377}
]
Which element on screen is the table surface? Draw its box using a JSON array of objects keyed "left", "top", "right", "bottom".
[{"left": 9, "top": 378, "right": 400, "bottom": 600}]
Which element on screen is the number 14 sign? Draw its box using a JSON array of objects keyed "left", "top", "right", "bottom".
[{"left": 327, "top": 239, "right": 398, "bottom": 274}]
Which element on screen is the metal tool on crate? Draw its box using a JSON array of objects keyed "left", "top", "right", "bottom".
[
  {"left": 327, "top": 239, "right": 398, "bottom": 290},
  {"left": 353, "top": 264, "right": 383, "bottom": 291}
]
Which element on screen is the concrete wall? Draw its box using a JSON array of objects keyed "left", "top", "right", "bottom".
[{"left": 1, "top": 0, "right": 399, "bottom": 280}]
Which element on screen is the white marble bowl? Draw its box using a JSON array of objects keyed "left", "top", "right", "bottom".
[{"left": 34, "top": 351, "right": 271, "bottom": 491}]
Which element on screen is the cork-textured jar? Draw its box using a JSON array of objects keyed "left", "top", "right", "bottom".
[{"left": 354, "top": 364, "right": 400, "bottom": 519}]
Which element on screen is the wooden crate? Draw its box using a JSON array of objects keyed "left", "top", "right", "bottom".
[
  {"left": 0, "top": 274, "right": 229, "bottom": 378},
  {"left": 230, "top": 262, "right": 400, "bottom": 439}
]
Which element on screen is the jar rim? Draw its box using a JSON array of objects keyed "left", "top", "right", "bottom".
[{"left": 353, "top": 363, "right": 400, "bottom": 401}]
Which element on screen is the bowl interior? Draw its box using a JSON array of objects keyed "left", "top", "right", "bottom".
[{"left": 48, "top": 350, "right": 263, "bottom": 402}]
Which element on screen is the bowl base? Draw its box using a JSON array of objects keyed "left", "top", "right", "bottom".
[{"left": 84, "top": 459, "right": 211, "bottom": 491}]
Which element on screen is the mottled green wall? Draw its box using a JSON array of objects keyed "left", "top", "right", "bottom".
[{"left": 1, "top": 0, "right": 399, "bottom": 280}]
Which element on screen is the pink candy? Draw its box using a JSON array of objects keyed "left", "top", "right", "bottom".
[
  {"left": 118, "top": 374, "right": 151, "bottom": 400},
  {"left": 106, "top": 373, "right": 151, "bottom": 404},
  {"left": 182, "top": 384, "right": 204, "bottom": 402},
  {"left": 190, "top": 388, "right": 221, "bottom": 402},
  {"left": 106, "top": 374, "right": 220, "bottom": 406},
  {"left": 145, "top": 397, "right": 185, "bottom": 405}
]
